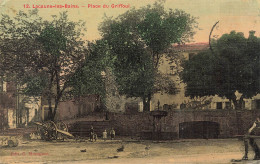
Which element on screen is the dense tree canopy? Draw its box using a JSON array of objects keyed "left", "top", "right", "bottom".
[
  {"left": 99, "top": 2, "right": 197, "bottom": 111},
  {"left": 181, "top": 31, "right": 260, "bottom": 109},
  {"left": 181, "top": 51, "right": 217, "bottom": 97},
  {"left": 0, "top": 10, "right": 87, "bottom": 120},
  {"left": 69, "top": 40, "right": 107, "bottom": 105}
]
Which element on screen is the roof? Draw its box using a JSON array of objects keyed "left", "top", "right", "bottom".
[{"left": 173, "top": 42, "right": 209, "bottom": 52}]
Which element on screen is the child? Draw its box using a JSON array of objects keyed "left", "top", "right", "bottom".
[
  {"left": 110, "top": 128, "right": 115, "bottom": 140},
  {"left": 90, "top": 126, "right": 94, "bottom": 142},
  {"left": 103, "top": 129, "right": 107, "bottom": 141}
]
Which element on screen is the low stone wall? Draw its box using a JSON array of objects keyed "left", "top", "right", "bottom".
[
  {"left": 106, "top": 110, "right": 260, "bottom": 138},
  {"left": 63, "top": 110, "right": 260, "bottom": 139}
]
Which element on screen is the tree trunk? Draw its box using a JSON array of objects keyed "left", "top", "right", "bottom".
[
  {"left": 143, "top": 94, "right": 151, "bottom": 112},
  {"left": 230, "top": 93, "right": 244, "bottom": 110},
  {"left": 48, "top": 106, "right": 53, "bottom": 121},
  {"left": 47, "top": 98, "right": 61, "bottom": 121},
  {"left": 47, "top": 73, "right": 54, "bottom": 121},
  {"left": 231, "top": 98, "right": 239, "bottom": 110},
  {"left": 77, "top": 103, "right": 81, "bottom": 117},
  {"left": 52, "top": 98, "right": 60, "bottom": 121},
  {"left": 47, "top": 90, "right": 53, "bottom": 120},
  {"left": 239, "top": 95, "right": 244, "bottom": 110},
  {"left": 51, "top": 108, "right": 57, "bottom": 121},
  {"left": 231, "top": 93, "right": 240, "bottom": 110}
]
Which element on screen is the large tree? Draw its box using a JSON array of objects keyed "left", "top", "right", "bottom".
[
  {"left": 181, "top": 31, "right": 260, "bottom": 109},
  {"left": 0, "top": 10, "right": 86, "bottom": 120},
  {"left": 68, "top": 40, "right": 107, "bottom": 110},
  {"left": 99, "top": 2, "right": 197, "bottom": 111}
]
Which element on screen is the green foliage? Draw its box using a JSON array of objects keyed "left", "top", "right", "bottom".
[
  {"left": 21, "top": 73, "right": 48, "bottom": 96},
  {"left": 99, "top": 1, "right": 197, "bottom": 105},
  {"left": 154, "top": 72, "right": 179, "bottom": 95},
  {"left": 69, "top": 40, "right": 107, "bottom": 100},
  {"left": 37, "top": 26, "right": 66, "bottom": 55},
  {"left": 182, "top": 31, "right": 260, "bottom": 109},
  {"left": 0, "top": 9, "right": 87, "bottom": 120},
  {"left": 214, "top": 31, "right": 260, "bottom": 99},
  {"left": 182, "top": 51, "right": 217, "bottom": 98},
  {"left": 114, "top": 51, "right": 154, "bottom": 98},
  {"left": 137, "top": 9, "right": 193, "bottom": 55}
]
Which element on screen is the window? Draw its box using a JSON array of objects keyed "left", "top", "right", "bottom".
[
  {"left": 169, "top": 66, "right": 175, "bottom": 75},
  {"left": 225, "top": 102, "right": 231, "bottom": 109},
  {"left": 256, "top": 100, "right": 260, "bottom": 110},
  {"left": 216, "top": 102, "right": 222, "bottom": 109}
]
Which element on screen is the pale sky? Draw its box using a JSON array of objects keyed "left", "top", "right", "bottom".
[{"left": 0, "top": 0, "right": 259, "bottom": 43}]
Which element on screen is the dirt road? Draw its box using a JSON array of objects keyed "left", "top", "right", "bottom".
[{"left": 0, "top": 138, "right": 257, "bottom": 164}]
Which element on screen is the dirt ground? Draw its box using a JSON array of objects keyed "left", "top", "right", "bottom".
[{"left": 0, "top": 138, "right": 258, "bottom": 164}]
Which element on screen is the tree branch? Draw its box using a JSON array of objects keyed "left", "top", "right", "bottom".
[{"left": 209, "top": 21, "right": 219, "bottom": 55}]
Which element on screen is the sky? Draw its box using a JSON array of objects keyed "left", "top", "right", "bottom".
[{"left": 0, "top": 0, "right": 259, "bottom": 43}]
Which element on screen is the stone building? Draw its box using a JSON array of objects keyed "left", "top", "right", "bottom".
[
  {"left": 151, "top": 42, "right": 260, "bottom": 110},
  {"left": 0, "top": 78, "right": 41, "bottom": 129}
]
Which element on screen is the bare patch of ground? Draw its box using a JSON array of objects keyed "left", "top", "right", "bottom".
[{"left": 0, "top": 138, "right": 256, "bottom": 164}]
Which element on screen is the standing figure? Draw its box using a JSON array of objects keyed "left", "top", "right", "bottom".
[
  {"left": 243, "top": 117, "right": 260, "bottom": 160},
  {"left": 103, "top": 129, "right": 107, "bottom": 141},
  {"left": 110, "top": 128, "right": 115, "bottom": 140},
  {"left": 93, "top": 133, "right": 97, "bottom": 142},
  {"left": 90, "top": 126, "right": 94, "bottom": 142}
]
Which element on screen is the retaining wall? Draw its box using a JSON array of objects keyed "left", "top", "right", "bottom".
[{"left": 64, "top": 110, "right": 260, "bottom": 138}]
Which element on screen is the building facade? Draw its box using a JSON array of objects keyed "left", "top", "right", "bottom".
[
  {"left": 151, "top": 43, "right": 260, "bottom": 111},
  {"left": 0, "top": 78, "right": 41, "bottom": 129}
]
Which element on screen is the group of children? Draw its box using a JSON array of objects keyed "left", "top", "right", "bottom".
[{"left": 89, "top": 126, "right": 115, "bottom": 142}]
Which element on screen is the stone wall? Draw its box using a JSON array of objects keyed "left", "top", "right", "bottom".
[{"left": 106, "top": 110, "right": 260, "bottom": 138}]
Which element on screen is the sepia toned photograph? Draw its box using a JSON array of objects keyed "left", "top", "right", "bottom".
[{"left": 0, "top": 0, "right": 259, "bottom": 163}]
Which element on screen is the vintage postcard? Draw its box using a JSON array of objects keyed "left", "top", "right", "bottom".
[{"left": 0, "top": 0, "right": 260, "bottom": 163}]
